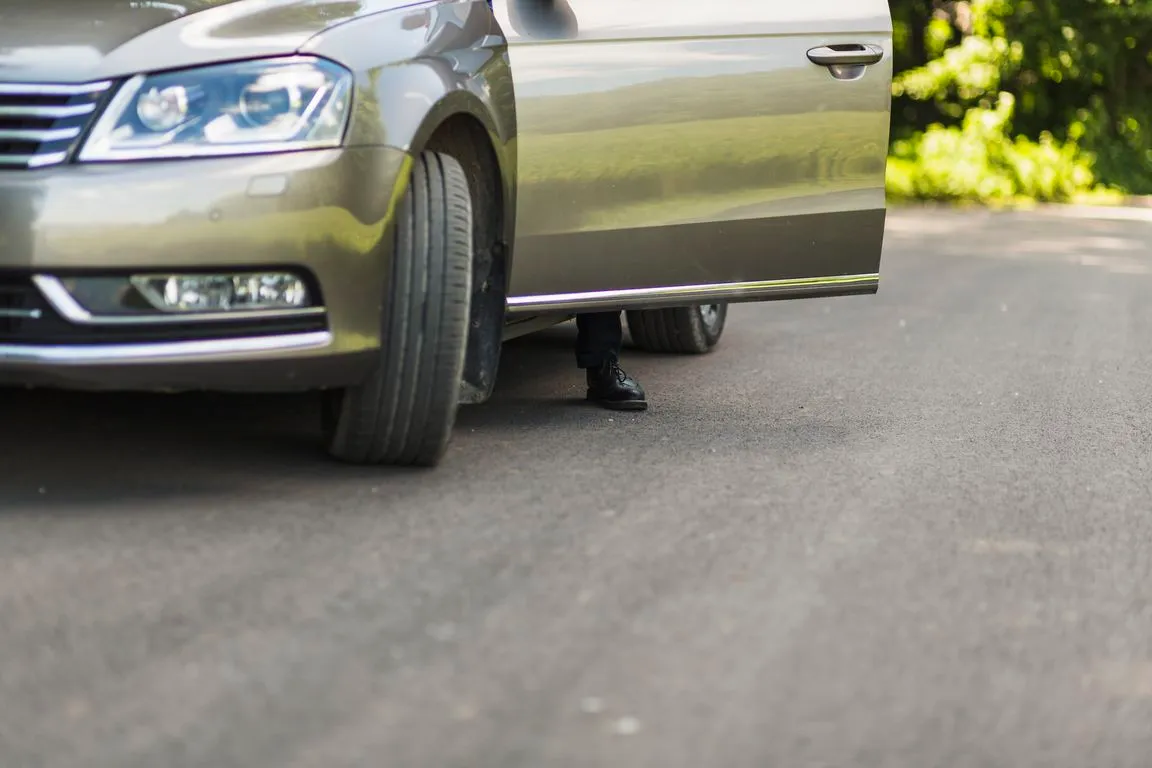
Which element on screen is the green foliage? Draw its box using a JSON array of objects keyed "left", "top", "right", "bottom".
[
  {"left": 890, "top": 0, "right": 1152, "bottom": 202},
  {"left": 887, "top": 101, "right": 1108, "bottom": 205},
  {"left": 887, "top": 92, "right": 1098, "bottom": 202}
]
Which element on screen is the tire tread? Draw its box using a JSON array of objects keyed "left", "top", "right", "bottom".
[
  {"left": 326, "top": 151, "right": 473, "bottom": 467},
  {"left": 625, "top": 304, "right": 726, "bottom": 355}
]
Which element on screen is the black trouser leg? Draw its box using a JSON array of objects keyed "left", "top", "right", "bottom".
[{"left": 575, "top": 311, "right": 623, "bottom": 369}]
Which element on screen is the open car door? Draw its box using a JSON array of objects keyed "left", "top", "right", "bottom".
[{"left": 495, "top": 0, "right": 893, "bottom": 313}]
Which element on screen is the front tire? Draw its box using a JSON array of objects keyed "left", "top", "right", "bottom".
[
  {"left": 626, "top": 303, "right": 728, "bottom": 355},
  {"left": 324, "top": 151, "right": 473, "bottom": 467}
]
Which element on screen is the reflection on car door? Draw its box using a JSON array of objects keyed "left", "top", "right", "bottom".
[{"left": 495, "top": 0, "right": 893, "bottom": 313}]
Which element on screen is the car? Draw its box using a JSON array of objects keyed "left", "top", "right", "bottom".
[{"left": 0, "top": 0, "right": 893, "bottom": 467}]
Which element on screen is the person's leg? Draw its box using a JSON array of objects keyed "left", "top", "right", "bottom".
[
  {"left": 575, "top": 312, "right": 647, "bottom": 410},
  {"left": 575, "top": 311, "right": 623, "bottom": 369}
]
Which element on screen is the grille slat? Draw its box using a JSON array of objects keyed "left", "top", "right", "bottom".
[
  {"left": 0, "top": 81, "right": 111, "bottom": 170},
  {"left": 0, "top": 152, "right": 69, "bottom": 168},
  {"left": 0, "top": 104, "right": 98, "bottom": 119},
  {"left": 0, "top": 154, "right": 38, "bottom": 166},
  {"left": 0, "top": 279, "right": 40, "bottom": 336},
  {"left": 0, "top": 127, "right": 82, "bottom": 142},
  {"left": 0, "top": 81, "right": 112, "bottom": 96}
]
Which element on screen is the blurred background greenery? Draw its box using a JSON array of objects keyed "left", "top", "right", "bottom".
[{"left": 887, "top": 0, "right": 1151, "bottom": 204}]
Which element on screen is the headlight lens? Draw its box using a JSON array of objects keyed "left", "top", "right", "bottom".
[{"left": 79, "top": 56, "right": 352, "bottom": 161}]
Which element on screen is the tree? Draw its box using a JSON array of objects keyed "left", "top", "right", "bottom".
[{"left": 889, "top": 0, "right": 1152, "bottom": 201}]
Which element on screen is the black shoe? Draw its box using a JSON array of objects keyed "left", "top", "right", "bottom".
[{"left": 586, "top": 357, "right": 648, "bottom": 411}]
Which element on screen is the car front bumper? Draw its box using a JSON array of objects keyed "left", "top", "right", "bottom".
[{"left": 0, "top": 146, "right": 410, "bottom": 392}]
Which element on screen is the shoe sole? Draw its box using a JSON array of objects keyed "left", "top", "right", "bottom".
[{"left": 590, "top": 398, "right": 649, "bottom": 411}]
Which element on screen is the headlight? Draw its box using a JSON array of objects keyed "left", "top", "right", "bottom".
[{"left": 78, "top": 56, "right": 353, "bottom": 161}]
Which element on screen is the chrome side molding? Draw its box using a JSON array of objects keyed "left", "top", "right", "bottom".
[{"left": 506, "top": 274, "right": 880, "bottom": 314}]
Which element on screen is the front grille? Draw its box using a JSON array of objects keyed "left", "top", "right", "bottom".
[
  {"left": 0, "top": 278, "right": 42, "bottom": 336},
  {"left": 0, "top": 81, "right": 112, "bottom": 170},
  {"left": 0, "top": 274, "right": 328, "bottom": 345}
]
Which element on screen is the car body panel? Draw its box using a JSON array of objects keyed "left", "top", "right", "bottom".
[
  {"left": 494, "top": 0, "right": 892, "bottom": 310},
  {"left": 302, "top": 1, "right": 514, "bottom": 149},
  {"left": 301, "top": 0, "right": 518, "bottom": 255},
  {"left": 0, "top": 146, "right": 406, "bottom": 390},
  {"left": 0, "top": 334, "right": 376, "bottom": 392},
  {"left": 0, "top": 0, "right": 892, "bottom": 394},
  {"left": 0, "top": 0, "right": 516, "bottom": 392},
  {"left": 0, "top": 0, "right": 433, "bottom": 83}
]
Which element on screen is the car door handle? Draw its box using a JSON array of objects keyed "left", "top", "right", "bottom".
[{"left": 806, "top": 44, "right": 884, "bottom": 67}]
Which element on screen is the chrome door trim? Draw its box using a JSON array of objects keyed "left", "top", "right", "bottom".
[{"left": 506, "top": 273, "right": 878, "bottom": 314}]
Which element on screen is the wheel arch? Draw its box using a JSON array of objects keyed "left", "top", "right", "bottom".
[
  {"left": 307, "top": 0, "right": 519, "bottom": 273},
  {"left": 411, "top": 90, "right": 517, "bottom": 263},
  {"left": 416, "top": 99, "right": 514, "bottom": 406},
  {"left": 307, "top": 0, "right": 519, "bottom": 404}
]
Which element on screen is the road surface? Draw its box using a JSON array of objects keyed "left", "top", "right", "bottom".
[{"left": 3, "top": 206, "right": 1152, "bottom": 767}]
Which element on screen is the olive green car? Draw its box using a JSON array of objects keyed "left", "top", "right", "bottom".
[{"left": 0, "top": 0, "right": 893, "bottom": 466}]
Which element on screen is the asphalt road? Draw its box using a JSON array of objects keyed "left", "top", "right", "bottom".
[{"left": 3, "top": 206, "right": 1152, "bottom": 768}]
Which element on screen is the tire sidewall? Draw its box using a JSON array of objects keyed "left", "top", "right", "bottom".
[{"left": 694, "top": 303, "right": 728, "bottom": 348}]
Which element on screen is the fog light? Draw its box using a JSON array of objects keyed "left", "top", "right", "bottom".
[{"left": 131, "top": 272, "right": 310, "bottom": 313}]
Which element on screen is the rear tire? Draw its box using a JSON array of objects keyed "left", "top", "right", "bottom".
[
  {"left": 626, "top": 304, "right": 728, "bottom": 355},
  {"left": 323, "top": 151, "right": 473, "bottom": 467}
]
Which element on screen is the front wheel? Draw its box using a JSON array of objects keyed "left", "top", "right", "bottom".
[
  {"left": 626, "top": 303, "right": 728, "bottom": 355},
  {"left": 323, "top": 151, "right": 473, "bottom": 467}
]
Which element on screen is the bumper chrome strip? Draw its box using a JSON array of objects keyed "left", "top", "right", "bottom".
[
  {"left": 0, "top": 332, "right": 333, "bottom": 365},
  {"left": 506, "top": 274, "right": 880, "bottom": 313}
]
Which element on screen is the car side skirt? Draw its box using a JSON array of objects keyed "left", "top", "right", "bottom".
[{"left": 505, "top": 273, "right": 878, "bottom": 315}]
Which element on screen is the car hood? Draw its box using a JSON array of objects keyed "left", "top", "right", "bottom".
[{"left": 0, "top": 0, "right": 420, "bottom": 83}]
